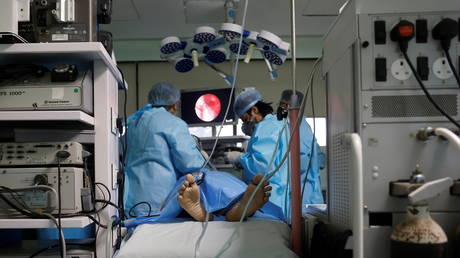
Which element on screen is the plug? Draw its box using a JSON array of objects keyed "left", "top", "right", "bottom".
[
  {"left": 390, "top": 20, "right": 415, "bottom": 53},
  {"left": 56, "top": 150, "right": 70, "bottom": 160},
  {"left": 432, "top": 18, "right": 458, "bottom": 51}
]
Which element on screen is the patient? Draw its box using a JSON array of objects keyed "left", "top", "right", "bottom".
[{"left": 178, "top": 173, "right": 271, "bottom": 222}]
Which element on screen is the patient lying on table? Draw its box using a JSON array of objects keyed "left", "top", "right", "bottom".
[{"left": 178, "top": 173, "right": 271, "bottom": 222}]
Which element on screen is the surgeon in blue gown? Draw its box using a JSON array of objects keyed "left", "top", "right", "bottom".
[
  {"left": 277, "top": 90, "right": 324, "bottom": 205},
  {"left": 226, "top": 88, "right": 324, "bottom": 221},
  {"left": 123, "top": 82, "right": 283, "bottom": 226}
]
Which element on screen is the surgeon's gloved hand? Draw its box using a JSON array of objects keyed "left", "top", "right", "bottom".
[{"left": 225, "top": 151, "right": 243, "bottom": 164}]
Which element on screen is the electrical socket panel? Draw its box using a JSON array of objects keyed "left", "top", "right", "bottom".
[{"left": 359, "top": 13, "right": 460, "bottom": 90}]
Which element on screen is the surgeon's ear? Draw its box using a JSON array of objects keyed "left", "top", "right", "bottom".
[
  {"left": 250, "top": 106, "right": 258, "bottom": 115},
  {"left": 169, "top": 103, "right": 178, "bottom": 115}
]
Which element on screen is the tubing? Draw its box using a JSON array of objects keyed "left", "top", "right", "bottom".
[
  {"left": 434, "top": 127, "right": 460, "bottom": 152},
  {"left": 288, "top": 109, "right": 302, "bottom": 257},
  {"left": 345, "top": 133, "right": 363, "bottom": 258}
]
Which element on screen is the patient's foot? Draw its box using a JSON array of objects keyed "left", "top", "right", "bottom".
[
  {"left": 226, "top": 174, "right": 271, "bottom": 222},
  {"left": 177, "top": 174, "right": 208, "bottom": 222}
]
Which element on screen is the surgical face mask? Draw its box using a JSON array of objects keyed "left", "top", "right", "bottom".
[
  {"left": 276, "top": 106, "right": 288, "bottom": 120},
  {"left": 241, "top": 121, "right": 256, "bottom": 136}
]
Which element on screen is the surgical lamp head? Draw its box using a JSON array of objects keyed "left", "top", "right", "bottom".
[
  {"left": 194, "top": 26, "right": 217, "bottom": 44},
  {"left": 219, "top": 23, "right": 244, "bottom": 41},
  {"left": 174, "top": 57, "right": 194, "bottom": 73},
  {"left": 160, "top": 36, "right": 183, "bottom": 55},
  {"left": 148, "top": 82, "right": 181, "bottom": 107},
  {"left": 229, "top": 39, "right": 249, "bottom": 55},
  {"left": 263, "top": 41, "right": 290, "bottom": 65},
  {"left": 234, "top": 88, "right": 262, "bottom": 117},
  {"left": 257, "top": 30, "right": 282, "bottom": 49},
  {"left": 205, "top": 47, "right": 227, "bottom": 64}
]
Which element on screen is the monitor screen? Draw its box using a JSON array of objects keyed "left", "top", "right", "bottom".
[{"left": 181, "top": 88, "right": 235, "bottom": 125}]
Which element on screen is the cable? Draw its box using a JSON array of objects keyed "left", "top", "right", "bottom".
[
  {"left": 40, "top": 213, "right": 67, "bottom": 258},
  {"left": 57, "top": 159, "right": 64, "bottom": 258},
  {"left": 301, "top": 62, "right": 321, "bottom": 201},
  {"left": 117, "top": 65, "right": 128, "bottom": 220},
  {"left": 128, "top": 201, "right": 152, "bottom": 217},
  {"left": 401, "top": 51, "right": 460, "bottom": 129},
  {"left": 443, "top": 49, "right": 460, "bottom": 87},
  {"left": 0, "top": 32, "right": 29, "bottom": 44}
]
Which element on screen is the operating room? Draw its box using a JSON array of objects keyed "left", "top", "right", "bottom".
[{"left": 0, "top": 0, "right": 460, "bottom": 258}]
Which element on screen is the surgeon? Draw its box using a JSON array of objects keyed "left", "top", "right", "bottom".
[
  {"left": 123, "top": 82, "right": 206, "bottom": 218},
  {"left": 226, "top": 88, "right": 323, "bottom": 221},
  {"left": 277, "top": 90, "right": 324, "bottom": 205},
  {"left": 123, "top": 82, "right": 281, "bottom": 224}
]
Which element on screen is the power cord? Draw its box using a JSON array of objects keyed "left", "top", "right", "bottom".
[
  {"left": 391, "top": 20, "right": 460, "bottom": 129},
  {"left": 56, "top": 151, "right": 70, "bottom": 258},
  {"left": 432, "top": 18, "right": 460, "bottom": 87}
]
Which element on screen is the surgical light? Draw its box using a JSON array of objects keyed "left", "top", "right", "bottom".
[
  {"left": 160, "top": 36, "right": 182, "bottom": 55},
  {"left": 257, "top": 30, "right": 283, "bottom": 49},
  {"left": 160, "top": 23, "right": 289, "bottom": 82},
  {"left": 205, "top": 47, "right": 228, "bottom": 64},
  {"left": 219, "top": 23, "right": 243, "bottom": 41},
  {"left": 194, "top": 26, "right": 217, "bottom": 43}
]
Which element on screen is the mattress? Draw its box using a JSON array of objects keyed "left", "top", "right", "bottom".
[{"left": 114, "top": 219, "right": 297, "bottom": 258}]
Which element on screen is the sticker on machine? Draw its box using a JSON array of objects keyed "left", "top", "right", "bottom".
[
  {"left": 52, "top": 34, "right": 69, "bottom": 41},
  {"left": 43, "top": 99, "right": 72, "bottom": 106},
  {"left": 52, "top": 88, "right": 65, "bottom": 99}
]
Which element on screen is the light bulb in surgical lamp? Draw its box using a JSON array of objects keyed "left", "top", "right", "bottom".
[
  {"left": 263, "top": 41, "right": 290, "bottom": 65},
  {"left": 175, "top": 58, "right": 194, "bottom": 73},
  {"left": 205, "top": 47, "right": 227, "bottom": 64},
  {"left": 244, "top": 31, "right": 259, "bottom": 63},
  {"left": 219, "top": 23, "right": 243, "bottom": 41},
  {"left": 229, "top": 40, "right": 249, "bottom": 55},
  {"left": 257, "top": 30, "right": 282, "bottom": 49},
  {"left": 193, "top": 26, "right": 217, "bottom": 44},
  {"left": 160, "top": 36, "right": 182, "bottom": 55}
]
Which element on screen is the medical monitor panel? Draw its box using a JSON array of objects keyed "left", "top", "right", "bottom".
[{"left": 181, "top": 88, "right": 235, "bottom": 126}]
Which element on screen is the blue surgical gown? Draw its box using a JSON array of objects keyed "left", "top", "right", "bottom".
[
  {"left": 124, "top": 105, "right": 206, "bottom": 217},
  {"left": 122, "top": 170, "right": 285, "bottom": 228},
  {"left": 239, "top": 114, "right": 324, "bottom": 220}
]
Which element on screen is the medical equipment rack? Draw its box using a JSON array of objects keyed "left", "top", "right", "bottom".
[{"left": 0, "top": 42, "right": 126, "bottom": 258}]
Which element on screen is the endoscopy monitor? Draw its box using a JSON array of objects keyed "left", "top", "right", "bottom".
[{"left": 181, "top": 88, "right": 235, "bottom": 126}]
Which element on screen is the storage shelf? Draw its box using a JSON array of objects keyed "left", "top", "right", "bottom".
[
  {"left": 0, "top": 110, "right": 94, "bottom": 126},
  {"left": 0, "top": 42, "right": 127, "bottom": 89},
  {"left": 0, "top": 216, "right": 92, "bottom": 229}
]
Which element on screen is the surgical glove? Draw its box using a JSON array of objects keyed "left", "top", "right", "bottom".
[{"left": 225, "top": 151, "right": 243, "bottom": 164}]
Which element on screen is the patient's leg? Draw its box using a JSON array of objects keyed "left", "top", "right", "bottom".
[
  {"left": 177, "top": 174, "right": 209, "bottom": 222},
  {"left": 225, "top": 174, "right": 272, "bottom": 222}
]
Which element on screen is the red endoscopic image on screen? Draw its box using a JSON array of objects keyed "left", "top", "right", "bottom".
[{"left": 195, "top": 94, "right": 222, "bottom": 122}]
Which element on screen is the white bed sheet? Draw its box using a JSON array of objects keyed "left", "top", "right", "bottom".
[{"left": 115, "top": 219, "right": 297, "bottom": 258}]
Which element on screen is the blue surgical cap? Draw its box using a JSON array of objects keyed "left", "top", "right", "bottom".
[
  {"left": 148, "top": 82, "right": 181, "bottom": 106},
  {"left": 234, "top": 88, "right": 262, "bottom": 117}
]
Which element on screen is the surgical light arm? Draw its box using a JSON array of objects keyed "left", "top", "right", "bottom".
[{"left": 204, "top": 60, "right": 234, "bottom": 86}]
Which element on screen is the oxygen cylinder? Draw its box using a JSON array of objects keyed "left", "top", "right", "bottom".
[
  {"left": 390, "top": 177, "right": 453, "bottom": 258},
  {"left": 390, "top": 205, "right": 447, "bottom": 258}
]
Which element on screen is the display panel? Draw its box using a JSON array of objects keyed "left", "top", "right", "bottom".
[{"left": 181, "top": 88, "right": 235, "bottom": 125}]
